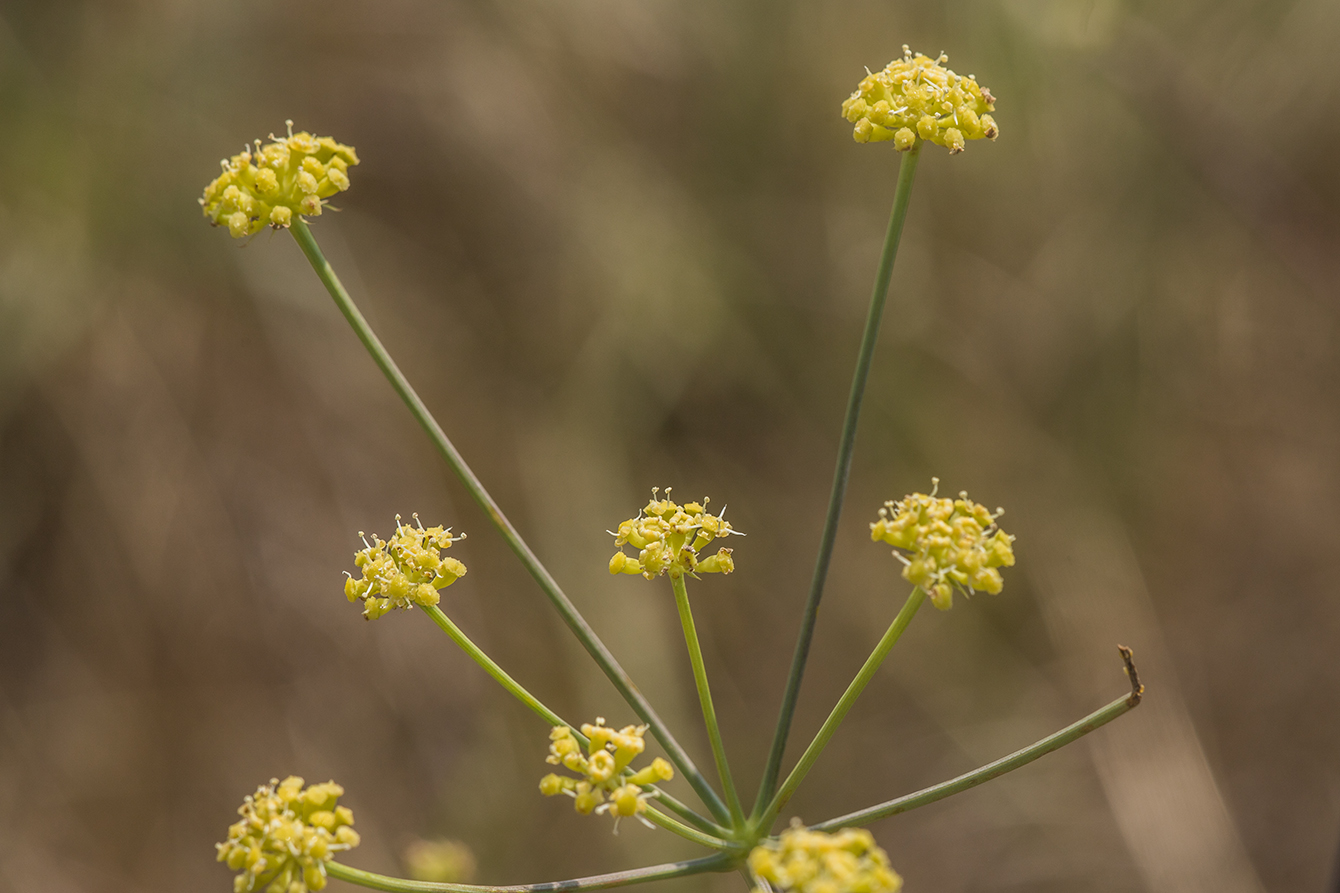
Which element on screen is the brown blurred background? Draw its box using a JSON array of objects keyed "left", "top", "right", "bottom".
[{"left": 2, "top": 1, "right": 1338, "bottom": 891}]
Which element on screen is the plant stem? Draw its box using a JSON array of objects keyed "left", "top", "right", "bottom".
[
  {"left": 288, "top": 219, "right": 729, "bottom": 825},
  {"left": 419, "top": 604, "right": 569, "bottom": 730},
  {"left": 809, "top": 689, "right": 1142, "bottom": 831},
  {"left": 418, "top": 604, "right": 721, "bottom": 838},
  {"left": 642, "top": 806, "right": 739, "bottom": 849},
  {"left": 757, "top": 587, "right": 924, "bottom": 832},
  {"left": 647, "top": 787, "right": 732, "bottom": 837},
  {"left": 669, "top": 573, "right": 745, "bottom": 827},
  {"left": 754, "top": 143, "right": 922, "bottom": 817},
  {"left": 324, "top": 852, "right": 734, "bottom": 893}
]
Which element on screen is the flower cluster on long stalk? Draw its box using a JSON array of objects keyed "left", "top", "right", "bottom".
[
  {"left": 344, "top": 515, "right": 466, "bottom": 619},
  {"left": 871, "top": 480, "right": 1015, "bottom": 610},
  {"left": 200, "top": 122, "right": 357, "bottom": 237},
  {"left": 208, "top": 47, "right": 1143, "bottom": 893},
  {"left": 540, "top": 720, "right": 675, "bottom": 822}
]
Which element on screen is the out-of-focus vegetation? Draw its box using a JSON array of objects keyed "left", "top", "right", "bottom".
[{"left": 2, "top": 1, "right": 1338, "bottom": 891}]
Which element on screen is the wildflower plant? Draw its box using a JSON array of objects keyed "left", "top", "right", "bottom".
[{"left": 208, "top": 49, "right": 1144, "bottom": 893}]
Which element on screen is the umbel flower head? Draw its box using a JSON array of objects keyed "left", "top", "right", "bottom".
[
  {"left": 539, "top": 718, "right": 675, "bottom": 824},
  {"left": 871, "top": 479, "right": 1015, "bottom": 610},
  {"left": 200, "top": 121, "right": 359, "bottom": 238},
  {"left": 748, "top": 822, "right": 902, "bottom": 893},
  {"left": 841, "top": 46, "right": 998, "bottom": 153},
  {"left": 216, "top": 776, "right": 359, "bottom": 893},
  {"left": 608, "top": 488, "right": 741, "bottom": 579},
  {"left": 344, "top": 515, "right": 466, "bottom": 620}
]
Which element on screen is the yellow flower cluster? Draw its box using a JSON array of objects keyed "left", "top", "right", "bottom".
[
  {"left": 748, "top": 823, "right": 902, "bottom": 893},
  {"left": 841, "top": 46, "right": 998, "bottom": 153},
  {"left": 539, "top": 719, "right": 674, "bottom": 822},
  {"left": 200, "top": 122, "right": 359, "bottom": 238},
  {"left": 216, "top": 776, "right": 360, "bottom": 893},
  {"left": 608, "top": 489, "right": 740, "bottom": 580},
  {"left": 870, "top": 480, "right": 1015, "bottom": 610},
  {"left": 344, "top": 516, "right": 466, "bottom": 620}
]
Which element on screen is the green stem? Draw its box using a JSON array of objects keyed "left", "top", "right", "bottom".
[
  {"left": 757, "top": 588, "right": 925, "bottom": 832},
  {"left": 288, "top": 219, "right": 729, "bottom": 825},
  {"left": 324, "top": 853, "right": 734, "bottom": 893},
  {"left": 419, "top": 604, "right": 568, "bottom": 730},
  {"left": 809, "top": 690, "right": 1142, "bottom": 831},
  {"left": 418, "top": 604, "right": 720, "bottom": 839},
  {"left": 670, "top": 573, "right": 745, "bottom": 827},
  {"left": 754, "top": 143, "right": 922, "bottom": 817},
  {"left": 647, "top": 787, "right": 732, "bottom": 837},
  {"left": 642, "top": 806, "right": 738, "bottom": 849}
]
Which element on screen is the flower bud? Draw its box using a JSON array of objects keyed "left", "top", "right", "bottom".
[{"left": 539, "top": 773, "right": 569, "bottom": 796}]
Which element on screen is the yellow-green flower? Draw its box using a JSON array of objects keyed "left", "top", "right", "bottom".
[
  {"left": 200, "top": 122, "right": 359, "bottom": 238},
  {"left": 608, "top": 488, "right": 741, "bottom": 580},
  {"left": 539, "top": 718, "right": 674, "bottom": 823},
  {"left": 748, "top": 823, "right": 902, "bottom": 893},
  {"left": 344, "top": 515, "right": 466, "bottom": 620},
  {"left": 871, "top": 479, "right": 1015, "bottom": 610},
  {"left": 841, "top": 46, "right": 998, "bottom": 153},
  {"left": 402, "top": 839, "right": 476, "bottom": 884},
  {"left": 217, "top": 776, "right": 359, "bottom": 893}
]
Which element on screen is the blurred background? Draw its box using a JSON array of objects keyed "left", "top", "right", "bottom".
[{"left": 2, "top": 0, "right": 1338, "bottom": 891}]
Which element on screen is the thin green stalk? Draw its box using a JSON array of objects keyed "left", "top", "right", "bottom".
[
  {"left": 419, "top": 604, "right": 568, "bottom": 730},
  {"left": 324, "top": 852, "right": 734, "bottom": 893},
  {"left": 755, "top": 143, "right": 922, "bottom": 817},
  {"left": 670, "top": 573, "right": 745, "bottom": 826},
  {"left": 288, "top": 219, "right": 730, "bottom": 825},
  {"left": 648, "top": 787, "right": 732, "bottom": 837},
  {"left": 809, "top": 689, "right": 1142, "bottom": 831},
  {"left": 757, "top": 588, "right": 925, "bottom": 832},
  {"left": 642, "top": 805, "right": 739, "bottom": 849},
  {"left": 419, "top": 604, "right": 720, "bottom": 838}
]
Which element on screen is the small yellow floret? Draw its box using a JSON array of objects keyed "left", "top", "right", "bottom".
[
  {"left": 217, "top": 777, "right": 359, "bottom": 893},
  {"left": 748, "top": 822, "right": 902, "bottom": 893},
  {"left": 608, "top": 488, "right": 742, "bottom": 581},
  {"left": 870, "top": 479, "right": 1015, "bottom": 610},
  {"left": 539, "top": 718, "right": 672, "bottom": 827},
  {"left": 841, "top": 46, "right": 998, "bottom": 153},
  {"left": 200, "top": 121, "right": 359, "bottom": 238},
  {"left": 345, "top": 515, "right": 466, "bottom": 620}
]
